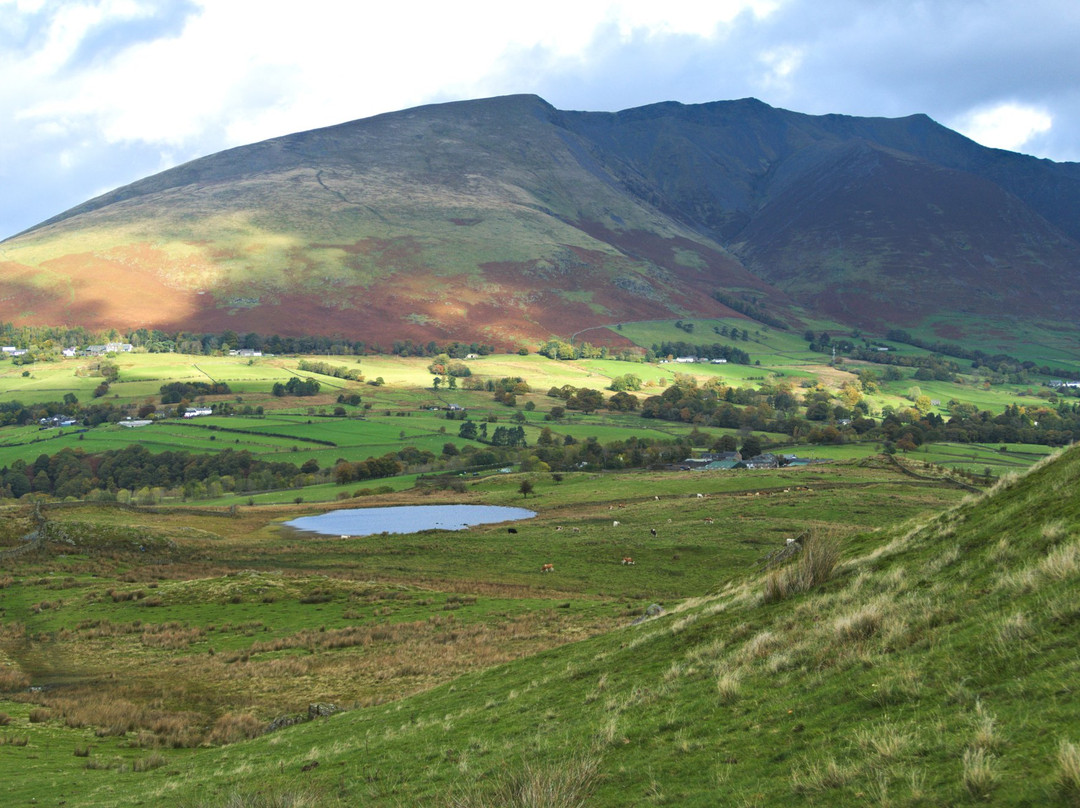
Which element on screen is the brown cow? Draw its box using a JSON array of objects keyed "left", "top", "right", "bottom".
[{"left": 541, "top": 563, "right": 554, "bottom": 573}]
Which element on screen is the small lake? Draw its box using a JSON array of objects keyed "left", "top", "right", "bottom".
[{"left": 282, "top": 504, "right": 536, "bottom": 537}]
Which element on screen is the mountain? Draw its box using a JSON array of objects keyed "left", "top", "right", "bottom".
[{"left": 2, "top": 94, "right": 1079, "bottom": 346}]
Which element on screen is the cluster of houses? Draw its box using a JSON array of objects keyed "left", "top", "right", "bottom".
[
  {"left": 1049, "top": 380, "right": 1080, "bottom": 389},
  {"left": 659, "top": 357, "right": 728, "bottom": 364},
  {"left": 676, "top": 451, "right": 819, "bottom": 471},
  {"left": 38, "top": 415, "right": 79, "bottom": 428},
  {"left": 4, "top": 343, "right": 136, "bottom": 359}
]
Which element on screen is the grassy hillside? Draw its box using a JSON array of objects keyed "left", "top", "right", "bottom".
[{"left": 1, "top": 442, "right": 1078, "bottom": 805}]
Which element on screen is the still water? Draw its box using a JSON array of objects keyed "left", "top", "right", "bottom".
[{"left": 282, "top": 504, "right": 536, "bottom": 537}]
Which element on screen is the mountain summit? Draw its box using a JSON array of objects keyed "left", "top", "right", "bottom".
[{"left": 3, "top": 94, "right": 1078, "bottom": 345}]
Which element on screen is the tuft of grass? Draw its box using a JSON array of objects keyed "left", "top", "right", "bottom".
[
  {"left": 1057, "top": 740, "right": 1080, "bottom": 804},
  {"left": 855, "top": 722, "right": 910, "bottom": 761},
  {"left": 833, "top": 599, "right": 886, "bottom": 643},
  {"left": 716, "top": 671, "right": 741, "bottom": 704},
  {"left": 1041, "top": 540, "right": 1080, "bottom": 581},
  {"left": 176, "top": 787, "right": 326, "bottom": 808},
  {"left": 961, "top": 748, "right": 998, "bottom": 800},
  {"left": 790, "top": 757, "right": 850, "bottom": 794},
  {"left": 450, "top": 753, "right": 602, "bottom": 808},
  {"left": 207, "top": 713, "right": 265, "bottom": 745},
  {"left": 0, "top": 667, "right": 30, "bottom": 692},
  {"left": 762, "top": 529, "right": 840, "bottom": 603},
  {"left": 133, "top": 751, "right": 167, "bottom": 772},
  {"left": 970, "top": 700, "right": 1003, "bottom": 754}
]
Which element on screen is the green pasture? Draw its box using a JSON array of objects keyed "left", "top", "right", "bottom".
[
  {"left": 7, "top": 443, "right": 1056, "bottom": 806},
  {"left": 917, "top": 312, "right": 1080, "bottom": 368},
  {"left": 0, "top": 346, "right": 1069, "bottom": 507},
  {"left": 871, "top": 375, "right": 1056, "bottom": 416}
]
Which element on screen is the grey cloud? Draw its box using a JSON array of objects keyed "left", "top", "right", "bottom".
[{"left": 63, "top": 0, "right": 200, "bottom": 73}]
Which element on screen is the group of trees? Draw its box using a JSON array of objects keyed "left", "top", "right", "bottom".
[
  {"left": 710, "top": 291, "right": 788, "bottom": 330},
  {"left": 536, "top": 340, "right": 644, "bottom": 362},
  {"left": 332, "top": 454, "right": 404, "bottom": 484},
  {"left": 651, "top": 341, "right": 752, "bottom": 364},
  {"left": 457, "top": 421, "right": 528, "bottom": 447},
  {"left": 426, "top": 354, "right": 472, "bottom": 378},
  {"left": 0, "top": 322, "right": 502, "bottom": 360},
  {"left": 0, "top": 445, "right": 302, "bottom": 501},
  {"left": 271, "top": 377, "right": 321, "bottom": 397},
  {"left": 296, "top": 360, "right": 363, "bottom": 381},
  {"left": 160, "top": 381, "right": 232, "bottom": 404}
]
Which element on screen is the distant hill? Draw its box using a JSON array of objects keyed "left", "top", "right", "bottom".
[{"left": 2, "top": 94, "right": 1079, "bottom": 346}]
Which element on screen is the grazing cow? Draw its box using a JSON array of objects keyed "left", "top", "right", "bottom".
[
  {"left": 621, "top": 557, "right": 635, "bottom": 565},
  {"left": 654, "top": 495, "right": 660, "bottom": 500},
  {"left": 541, "top": 563, "right": 554, "bottom": 573},
  {"left": 612, "top": 520, "right": 620, "bottom": 527},
  {"left": 571, "top": 527, "right": 580, "bottom": 533},
  {"left": 650, "top": 528, "right": 657, "bottom": 537},
  {"left": 555, "top": 526, "right": 563, "bottom": 531},
  {"left": 507, "top": 527, "right": 518, "bottom": 534},
  {"left": 696, "top": 493, "right": 704, "bottom": 498},
  {"left": 703, "top": 518, "right": 714, "bottom": 524}
]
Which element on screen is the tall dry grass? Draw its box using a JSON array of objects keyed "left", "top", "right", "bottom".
[
  {"left": 961, "top": 748, "right": 998, "bottom": 800},
  {"left": 0, "top": 667, "right": 30, "bottom": 692},
  {"left": 763, "top": 529, "right": 840, "bottom": 603},
  {"left": 1057, "top": 740, "right": 1080, "bottom": 804},
  {"left": 450, "top": 753, "right": 602, "bottom": 808}
]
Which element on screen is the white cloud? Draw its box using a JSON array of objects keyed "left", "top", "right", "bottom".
[
  {"left": 756, "top": 45, "right": 803, "bottom": 92},
  {"left": 951, "top": 103, "right": 1053, "bottom": 153}
]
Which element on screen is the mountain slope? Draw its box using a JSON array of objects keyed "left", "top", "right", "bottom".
[
  {"left": 2, "top": 94, "right": 1079, "bottom": 344},
  {"left": 559, "top": 100, "right": 1080, "bottom": 329}
]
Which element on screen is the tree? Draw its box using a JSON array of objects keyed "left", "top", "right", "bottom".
[
  {"left": 566, "top": 388, "right": 604, "bottom": 413},
  {"left": 713, "top": 434, "right": 738, "bottom": 452},
  {"left": 740, "top": 435, "right": 763, "bottom": 459},
  {"left": 518, "top": 479, "right": 534, "bottom": 498},
  {"left": 609, "top": 373, "right": 642, "bottom": 392}
]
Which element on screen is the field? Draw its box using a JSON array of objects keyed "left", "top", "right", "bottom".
[
  {"left": 0, "top": 453, "right": 975, "bottom": 804},
  {"left": 0, "top": 335, "right": 1071, "bottom": 500},
  {"left": 0, "top": 330, "right": 1079, "bottom": 805},
  {"left": 0, "top": 442, "right": 1077, "bottom": 805}
]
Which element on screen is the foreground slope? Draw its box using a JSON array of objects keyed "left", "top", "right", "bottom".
[
  {"left": 3, "top": 95, "right": 1079, "bottom": 344},
  {"left": 24, "top": 445, "right": 1078, "bottom": 806}
]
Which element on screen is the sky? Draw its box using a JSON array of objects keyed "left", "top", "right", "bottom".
[{"left": 2, "top": 0, "right": 1078, "bottom": 241}]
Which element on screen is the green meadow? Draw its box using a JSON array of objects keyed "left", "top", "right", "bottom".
[
  {"left": 0, "top": 325, "right": 1078, "bottom": 805},
  {"left": 1, "top": 440, "right": 1078, "bottom": 805}
]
